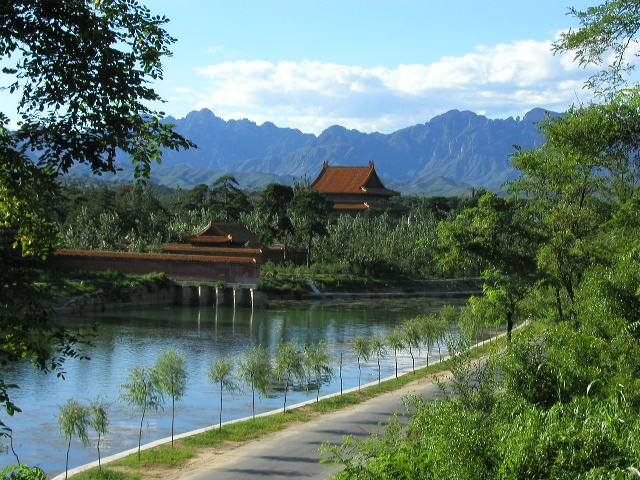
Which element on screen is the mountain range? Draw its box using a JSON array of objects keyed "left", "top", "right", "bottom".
[{"left": 67, "top": 107, "right": 558, "bottom": 194}]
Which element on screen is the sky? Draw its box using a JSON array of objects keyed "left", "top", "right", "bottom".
[{"left": 6, "top": 0, "right": 603, "bottom": 135}]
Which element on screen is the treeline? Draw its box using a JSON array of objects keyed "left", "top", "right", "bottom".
[
  {"left": 51, "top": 175, "right": 486, "bottom": 278},
  {"left": 321, "top": 87, "right": 640, "bottom": 477}
]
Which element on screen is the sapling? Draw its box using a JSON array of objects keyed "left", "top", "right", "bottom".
[
  {"left": 153, "top": 347, "right": 188, "bottom": 447},
  {"left": 208, "top": 356, "right": 238, "bottom": 430},
  {"left": 120, "top": 366, "right": 162, "bottom": 460},
  {"left": 304, "top": 341, "right": 333, "bottom": 401},
  {"left": 238, "top": 345, "right": 272, "bottom": 419},
  {"left": 89, "top": 399, "right": 109, "bottom": 470},
  {"left": 402, "top": 320, "right": 422, "bottom": 374},
  {"left": 275, "top": 341, "right": 305, "bottom": 413},
  {"left": 386, "top": 327, "right": 405, "bottom": 378},
  {"left": 369, "top": 334, "right": 387, "bottom": 384},
  {"left": 57, "top": 399, "right": 89, "bottom": 480},
  {"left": 352, "top": 336, "right": 371, "bottom": 391}
]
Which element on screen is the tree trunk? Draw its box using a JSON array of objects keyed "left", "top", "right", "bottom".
[
  {"left": 357, "top": 358, "right": 362, "bottom": 391},
  {"left": 409, "top": 346, "right": 415, "bottom": 374},
  {"left": 251, "top": 385, "right": 256, "bottom": 420},
  {"left": 171, "top": 396, "right": 175, "bottom": 447},
  {"left": 65, "top": 436, "right": 71, "bottom": 480},
  {"left": 138, "top": 406, "right": 146, "bottom": 460},
  {"left": 219, "top": 381, "right": 223, "bottom": 431},
  {"left": 377, "top": 357, "right": 381, "bottom": 384},
  {"left": 394, "top": 351, "right": 398, "bottom": 378},
  {"left": 97, "top": 433, "right": 102, "bottom": 470},
  {"left": 283, "top": 374, "right": 290, "bottom": 413},
  {"left": 506, "top": 311, "right": 514, "bottom": 344}
]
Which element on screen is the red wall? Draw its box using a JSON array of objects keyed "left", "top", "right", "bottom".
[{"left": 49, "top": 250, "right": 260, "bottom": 282}]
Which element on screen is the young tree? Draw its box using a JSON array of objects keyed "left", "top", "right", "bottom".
[
  {"left": 304, "top": 341, "right": 333, "bottom": 402},
  {"left": 386, "top": 327, "right": 406, "bottom": 378},
  {"left": 352, "top": 336, "right": 371, "bottom": 391},
  {"left": 274, "top": 342, "right": 306, "bottom": 413},
  {"left": 402, "top": 319, "right": 422, "bottom": 374},
  {"left": 418, "top": 314, "right": 439, "bottom": 367},
  {"left": 153, "top": 348, "right": 188, "bottom": 447},
  {"left": 238, "top": 346, "right": 272, "bottom": 419},
  {"left": 88, "top": 399, "right": 109, "bottom": 471},
  {"left": 369, "top": 335, "right": 387, "bottom": 384},
  {"left": 120, "top": 366, "right": 162, "bottom": 460},
  {"left": 208, "top": 357, "right": 238, "bottom": 431},
  {"left": 57, "top": 399, "right": 90, "bottom": 480}
]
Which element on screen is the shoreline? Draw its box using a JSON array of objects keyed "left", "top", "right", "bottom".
[{"left": 52, "top": 326, "right": 513, "bottom": 480}]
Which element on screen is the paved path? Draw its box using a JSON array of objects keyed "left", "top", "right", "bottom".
[{"left": 176, "top": 374, "right": 447, "bottom": 480}]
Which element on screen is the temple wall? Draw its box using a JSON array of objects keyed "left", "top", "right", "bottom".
[{"left": 49, "top": 250, "right": 260, "bottom": 282}]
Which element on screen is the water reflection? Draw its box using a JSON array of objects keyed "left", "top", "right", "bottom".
[{"left": 2, "top": 297, "right": 468, "bottom": 476}]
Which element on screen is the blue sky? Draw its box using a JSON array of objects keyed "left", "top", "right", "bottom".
[
  {"left": 5, "top": 0, "right": 602, "bottom": 134},
  {"left": 150, "top": 0, "right": 598, "bottom": 133}
]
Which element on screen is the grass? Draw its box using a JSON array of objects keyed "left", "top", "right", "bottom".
[
  {"left": 113, "top": 445, "right": 195, "bottom": 468},
  {"left": 72, "top": 468, "right": 139, "bottom": 480},
  {"left": 68, "top": 331, "right": 512, "bottom": 479}
]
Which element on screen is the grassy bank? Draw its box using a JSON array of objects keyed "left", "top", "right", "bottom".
[
  {"left": 67, "top": 331, "right": 513, "bottom": 480},
  {"left": 260, "top": 262, "right": 484, "bottom": 297}
]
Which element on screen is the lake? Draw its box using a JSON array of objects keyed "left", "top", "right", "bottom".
[{"left": 2, "top": 297, "right": 472, "bottom": 476}]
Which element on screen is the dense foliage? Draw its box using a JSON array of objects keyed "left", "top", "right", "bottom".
[{"left": 320, "top": 6, "right": 640, "bottom": 475}]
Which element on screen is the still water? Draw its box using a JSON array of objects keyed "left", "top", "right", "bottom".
[{"left": 2, "top": 297, "right": 469, "bottom": 476}]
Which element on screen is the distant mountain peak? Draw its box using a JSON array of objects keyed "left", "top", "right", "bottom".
[{"left": 153, "top": 107, "right": 558, "bottom": 190}]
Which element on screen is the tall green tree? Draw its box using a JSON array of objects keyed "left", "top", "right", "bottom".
[
  {"left": 210, "top": 176, "right": 251, "bottom": 221},
  {"left": 0, "top": 0, "right": 192, "bottom": 428},
  {"left": 153, "top": 348, "right": 188, "bottom": 448},
  {"left": 255, "top": 183, "right": 295, "bottom": 247},
  {"left": 438, "top": 193, "right": 539, "bottom": 340},
  {"left": 288, "top": 189, "right": 332, "bottom": 266}
]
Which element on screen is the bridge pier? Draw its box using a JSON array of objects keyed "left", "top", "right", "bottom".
[
  {"left": 251, "top": 289, "right": 267, "bottom": 308},
  {"left": 198, "top": 285, "right": 213, "bottom": 306},
  {"left": 177, "top": 282, "right": 266, "bottom": 308},
  {"left": 234, "top": 287, "right": 251, "bottom": 307}
]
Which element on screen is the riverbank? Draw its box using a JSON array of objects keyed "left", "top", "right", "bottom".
[
  {"left": 44, "top": 269, "right": 483, "bottom": 312},
  {"left": 58, "top": 327, "right": 515, "bottom": 480}
]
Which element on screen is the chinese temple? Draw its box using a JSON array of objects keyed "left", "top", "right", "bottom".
[{"left": 309, "top": 161, "right": 400, "bottom": 211}]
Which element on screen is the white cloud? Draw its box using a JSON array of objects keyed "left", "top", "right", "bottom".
[{"left": 185, "top": 38, "right": 595, "bottom": 134}]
